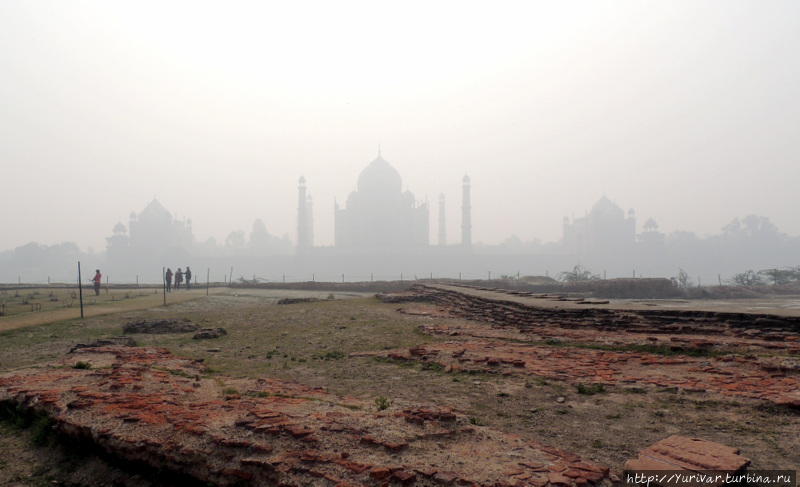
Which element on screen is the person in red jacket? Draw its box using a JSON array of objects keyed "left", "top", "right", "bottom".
[{"left": 91, "top": 269, "right": 102, "bottom": 296}]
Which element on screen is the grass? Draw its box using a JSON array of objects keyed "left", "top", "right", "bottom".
[
  {"left": 30, "top": 416, "right": 54, "bottom": 446},
  {"left": 72, "top": 361, "right": 91, "bottom": 370},
  {"left": 373, "top": 356, "right": 416, "bottom": 368},
  {"left": 315, "top": 350, "right": 346, "bottom": 360},
  {"left": 0, "top": 402, "right": 55, "bottom": 446},
  {"left": 420, "top": 361, "right": 445, "bottom": 372},
  {"left": 374, "top": 396, "right": 391, "bottom": 411},
  {"left": 0, "top": 287, "right": 225, "bottom": 333},
  {"left": 0, "top": 288, "right": 159, "bottom": 319},
  {"left": 575, "top": 383, "right": 606, "bottom": 395},
  {"left": 623, "top": 387, "right": 648, "bottom": 394}
]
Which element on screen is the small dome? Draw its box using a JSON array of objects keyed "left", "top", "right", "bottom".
[{"left": 357, "top": 155, "right": 402, "bottom": 194}]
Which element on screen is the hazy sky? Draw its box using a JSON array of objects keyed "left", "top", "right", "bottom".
[{"left": 1, "top": 1, "right": 798, "bottom": 251}]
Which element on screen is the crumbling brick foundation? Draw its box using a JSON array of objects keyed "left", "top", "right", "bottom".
[{"left": 0, "top": 346, "right": 611, "bottom": 486}]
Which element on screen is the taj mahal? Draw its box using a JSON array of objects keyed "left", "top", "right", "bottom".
[
  {"left": 99, "top": 152, "right": 648, "bottom": 281},
  {"left": 296, "top": 151, "right": 472, "bottom": 253}
]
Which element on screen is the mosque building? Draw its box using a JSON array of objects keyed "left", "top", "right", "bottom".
[
  {"left": 561, "top": 196, "right": 636, "bottom": 257},
  {"left": 106, "top": 199, "right": 194, "bottom": 258}
]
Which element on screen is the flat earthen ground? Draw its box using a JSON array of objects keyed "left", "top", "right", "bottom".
[{"left": 0, "top": 287, "right": 798, "bottom": 485}]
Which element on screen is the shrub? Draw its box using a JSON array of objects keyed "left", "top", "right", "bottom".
[
  {"left": 420, "top": 361, "right": 444, "bottom": 372},
  {"left": 575, "top": 383, "right": 605, "bottom": 395},
  {"left": 558, "top": 265, "right": 599, "bottom": 283},
  {"left": 31, "top": 416, "right": 54, "bottom": 446},
  {"left": 317, "top": 350, "right": 345, "bottom": 360},
  {"left": 374, "top": 396, "right": 391, "bottom": 411}
]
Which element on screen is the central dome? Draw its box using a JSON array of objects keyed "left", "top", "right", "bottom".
[
  {"left": 590, "top": 196, "right": 624, "bottom": 220},
  {"left": 357, "top": 154, "right": 402, "bottom": 194}
]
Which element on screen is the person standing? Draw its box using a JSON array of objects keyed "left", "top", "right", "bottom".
[
  {"left": 175, "top": 268, "right": 184, "bottom": 290},
  {"left": 91, "top": 269, "right": 102, "bottom": 296},
  {"left": 185, "top": 266, "right": 192, "bottom": 290},
  {"left": 165, "top": 268, "right": 173, "bottom": 292}
]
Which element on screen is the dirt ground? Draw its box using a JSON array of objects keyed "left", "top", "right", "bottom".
[{"left": 0, "top": 289, "right": 798, "bottom": 485}]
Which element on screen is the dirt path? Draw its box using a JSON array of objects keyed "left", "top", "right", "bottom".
[{"left": 0, "top": 288, "right": 227, "bottom": 332}]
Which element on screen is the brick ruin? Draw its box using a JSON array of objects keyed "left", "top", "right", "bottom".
[
  {"left": 2, "top": 283, "right": 797, "bottom": 485},
  {"left": 0, "top": 346, "right": 610, "bottom": 486},
  {"left": 394, "top": 285, "right": 800, "bottom": 343},
  {"left": 371, "top": 284, "right": 800, "bottom": 408}
]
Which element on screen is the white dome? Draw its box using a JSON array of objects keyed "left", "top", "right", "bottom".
[
  {"left": 357, "top": 155, "right": 402, "bottom": 194},
  {"left": 590, "top": 196, "right": 624, "bottom": 220}
]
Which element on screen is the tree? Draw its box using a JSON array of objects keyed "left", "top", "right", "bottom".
[
  {"left": 731, "top": 270, "right": 763, "bottom": 286},
  {"left": 559, "top": 265, "right": 599, "bottom": 282},
  {"left": 675, "top": 269, "right": 691, "bottom": 288},
  {"left": 723, "top": 215, "right": 780, "bottom": 239},
  {"left": 758, "top": 268, "right": 797, "bottom": 285},
  {"left": 643, "top": 218, "right": 659, "bottom": 232}
]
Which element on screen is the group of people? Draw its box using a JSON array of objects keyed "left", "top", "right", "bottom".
[{"left": 164, "top": 266, "right": 192, "bottom": 292}]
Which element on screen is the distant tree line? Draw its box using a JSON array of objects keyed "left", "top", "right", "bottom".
[{"left": 730, "top": 267, "right": 800, "bottom": 286}]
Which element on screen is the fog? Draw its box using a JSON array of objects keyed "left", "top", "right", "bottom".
[{"left": 1, "top": 1, "right": 799, "bottom": 283}]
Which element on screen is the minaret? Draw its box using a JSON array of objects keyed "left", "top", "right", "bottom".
[
  {"left": 307, "top": 194, "right": 314, "bottom": 247},
  {"left": 297, "top": 176, "right": 311, "bottom": 250},
  {"left": 461, "top": 175, "right": 472, "bottom": 247},
  {"left": 438, "top": 193, "right": 447, "bottom": 246}
]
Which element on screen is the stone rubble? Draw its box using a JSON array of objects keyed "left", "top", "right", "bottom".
[
  {"left": 624, "top": 435, "right": 750, "bottom": 473},
  {"left": 0, "top": 346, "right": 611, "bottom": 486},
  {"left": 359, "top": 340, "right": 800, "bottom": 407},
  {"left": 192, "top": 327, "right": 228, "bottom": 340},
  {"left": 69, "top": 336, "right": 138, "bottom": 352},
  {"left": 122, "top": 319, "right": 199, "bottom": 334},
  {"left": 371, "top": 285, "right": 800, "bottom": 408}
]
